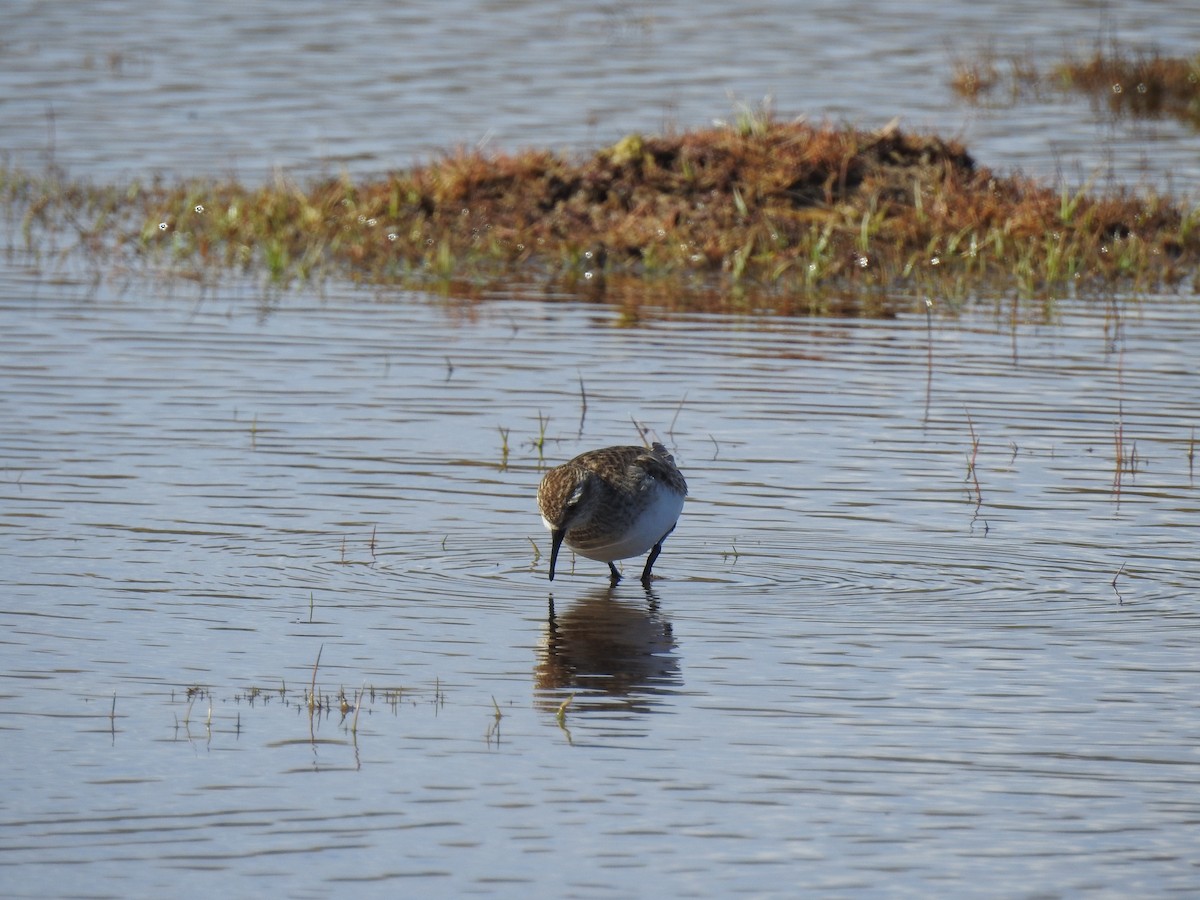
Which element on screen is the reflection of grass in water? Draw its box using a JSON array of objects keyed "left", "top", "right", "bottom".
[
  {"left": 532, "top": 411, "right": 548, "bottom": 463},
  {"left": 222, "top": 681, "right": 430, "bottom": 720},
  {"left": 554, "top": 694, "right": 575, "bottom": 746},
  {"left": 965, "top": 409, "right": 982, "bottom": 507},
  {"left": 486, "top": 695, "right": 503, "bottom": 745},
  {"left": 1056, "top": 48, "right": 1200, "bottom": 127},
  {"left": 6, "top": 93, "right": 1200, "bottom": 313},
  {"left": 174, "top": 673, "right": 448, "bottom": 744},
  {"left": 952, "top": 42, "right": 1200, "bottom": 128},
  {"left": 497, "top": 426, "right": 510, "bottom": 470}
]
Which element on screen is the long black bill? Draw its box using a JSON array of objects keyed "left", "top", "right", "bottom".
[{"left": 548, "top": 529, "right": 565, "bottom": 581}]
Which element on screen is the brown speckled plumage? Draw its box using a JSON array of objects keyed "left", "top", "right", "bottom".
[{"left": 537, "top": 442, "right": 687, "bottom": 585}]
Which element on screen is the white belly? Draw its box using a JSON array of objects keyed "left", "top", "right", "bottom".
[{"left": 570, "top": 490, "right": 685, "bottom": 562}]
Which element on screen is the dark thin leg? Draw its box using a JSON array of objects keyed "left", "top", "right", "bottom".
[
  {"left": 608, "top": 561, "right": 622, "bottom": 585},
  {"left": 640, "top": 525, "right": 676, "bottom": 586},
  {"left": 640, "top": 541, "right": 663, "bottom": 585}
]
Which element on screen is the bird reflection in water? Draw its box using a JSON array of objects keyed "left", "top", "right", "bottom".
[{"left": 535, "top": 586, "right": 681, "bottom": 714}]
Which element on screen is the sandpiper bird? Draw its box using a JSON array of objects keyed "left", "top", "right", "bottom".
[{"left": 537, "top": 442, "right": 687, "bottom": 586}]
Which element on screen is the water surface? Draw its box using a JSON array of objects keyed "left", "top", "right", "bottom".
[
  {"left": 3, "top": 2, "right": 1200, "bottom": 896},
  {"left": 4, "top": 0, "right": 1200, "bottom": 189},
  {"left": 1, "top": 260, "right": 1197, "bottom": 897}
]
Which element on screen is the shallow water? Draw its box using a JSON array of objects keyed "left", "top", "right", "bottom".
[
  {"left": 1, "top": 256, "right": 1198, "bottom": 897},
  {"left": 3, "top": 1, "right": 1200, "bottom": 896},
  {"left": 4, "top": 0, "right": 1200, "bottom": 190}
]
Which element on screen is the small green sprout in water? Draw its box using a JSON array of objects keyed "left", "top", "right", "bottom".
[
  {"left": 351, "top": 684, "right": 364, "bottom": 736},
  {"left": 486, "top": 695, "right": 504, "bottom": 744},
  {"left": 1113, "top": 403, "right": 1126, "bottom": 497},
  {"left": 577, "top": 374, "right": 588, "bottom": 435},
  {"left": 556, "top": 693, "right": 575, "bottom": 726},
  {"left": 668, "top": 392, "right": 686, "bottom": 442},
  {"left": 182, "top": 694, "right": 195, "bottom": 727},
  {"left": 308, "top": 644, "right": 323, "bottom": 713},
  {"left": 533, "top": 411, "right": 548, "bottom": 463},
  {"left": 498, "top": 425, "right": 510, "bottom": 469},
  {"left": 965, "top": 409, "right": 982, "bottom": 505},
  {"left": 1112, "top": 561, "right": 1127, "bottom": 589}
]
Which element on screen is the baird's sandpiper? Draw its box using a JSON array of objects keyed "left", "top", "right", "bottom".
[{"left": 537, "top": 442, "right": 687, "bottom": 586}]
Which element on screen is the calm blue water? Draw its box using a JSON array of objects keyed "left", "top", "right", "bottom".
[
  {"left": 3, "top": 0, "right": 1200, "bottom": 188},
  {"left": 1, "top": 265, "right": 1198, "bottom": 897},
  {"left": 2, "top": 2, "right": 1200, "bottom": 898}
]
